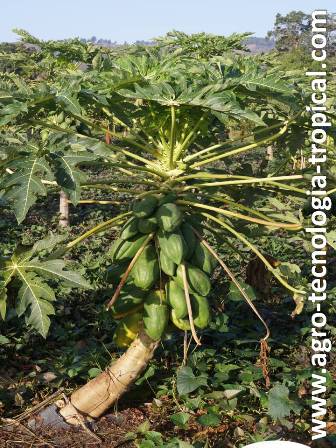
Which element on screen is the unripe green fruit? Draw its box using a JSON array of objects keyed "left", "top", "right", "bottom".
[
  {"left": 133, "top": 195, "right": 158, "bottom": 218},
  {"left": 131, "top": 245, "right": 159, "bottom": 290},
  {"left": 157, "top": 229, "right": 188, "bottom": 265},
  {"left": 166, "top": 280, "right": 187, "bottom": 319},
  {"left": 138, "top": 216, "right": 158, "bottom": 234},
  {"left": 156, "top": 203, "right": 183, "bottom": 232},
  {"left": 159, "top": 250, "right": 177, "bottom": 276},
  {"left": 176, "top": 263, "right": 211, "bottom": 297}
]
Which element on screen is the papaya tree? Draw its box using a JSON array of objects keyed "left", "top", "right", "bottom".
[
  {"left": 0, "top": 30, "right": 114, "bottom": 227},
  {"left": 154, "top": 30, "right": 253, "bottom": 57},
  {"left": 1, "top": 44, "right": 310, "bottom": 426}
]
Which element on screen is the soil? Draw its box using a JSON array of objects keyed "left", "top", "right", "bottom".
[
  {"left": 1, "top": 407, "right": 147, "bottom": 448},
  {"left": 1, "top": 403, "right": 331, "bottom": 448}
]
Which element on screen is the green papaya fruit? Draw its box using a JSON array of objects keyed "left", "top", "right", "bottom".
[
  {"left": 166, "top": 280, "right": 187, "bottom": 319},
  {"left": 137, "top": 215, "right": 158, "bottom": 234},
  {"left": 111, "top": 302, "right": 143, "bottom": 320},
  {"left": 110, "top": 285, "right": 146, "bottom": 319},
  {"left": 159, "top": 250, "right": 176, "bottom": 276},
  {"left": 120, "top": 217, "right": 139, "bottom": 240},
  {"left": 131, "top": 245, "right": 159, "bottom": 290},
  {"left": 194, "top": 242, "right": 218, "bottom": 274},
  {"left": 176, "top": 264, "right": 211, "bottom": 297},
  {"left": 155, "top": 203, "right": 183, "bottom": 232},
  {"left": 170, "top": 309, "right": 190, "bottom": 331},
  {"left": 113, "top": 312, "right": 143, "bottom": 348},
  {"left": 145, "top": 289, "right": 166, "bottom": 304},
  {"left": 110, "top": 234, "right": 147, "bottom": 261},
  {"left": 192, "top": 294, "right": 211, "bottom": 329},
  {"left": 143, "top": 290, "right": 168, "bottom": 340},
  {"left": 158, "top": 192, "right": 177, "bottom": 206},
  {"left": 132, "top": 195, "right": 158, "bottom": 218},
  {"left": 105, "top": 260, "right": 129, "bottom": 284},
  {"left": 157, "top": 229, "right": 188, "bottom": 265},
  {"left": 181, "top": 222, "right": 197, "bottom": 259}
]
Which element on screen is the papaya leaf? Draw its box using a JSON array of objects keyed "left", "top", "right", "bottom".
[
  {"left": 31, "top": 233, "right": 67, "bottom": 256},
  {"left": 50, "top": 151, "right": 96, "bottom": 204},
  {"left": 22, "top": 259, "right": 92, "bottom": 289},
  {"left": 1, "top": 240, "right": 91, "bottom": 336},
  {"left": 16, "top": 271, "right": 55, "bottom": 338},
  {"left": 0, "top": 256, "right": 18, "bottom": 288},
  {"left": 55, "top": 90, "right": 82, "bottom": 115},
  {"left": 240, "top": 73, "right": 293, "bottom": 95},
  {"left": 2, "top": 156, "right": 52, "bottom": 223},
  {"left": 0, "top": 101, "right": 28, "bottom": 125}
]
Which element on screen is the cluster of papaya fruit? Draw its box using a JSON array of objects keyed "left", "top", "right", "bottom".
[{"left": 106, "top": 194, "right": 218, "bottom": 348}]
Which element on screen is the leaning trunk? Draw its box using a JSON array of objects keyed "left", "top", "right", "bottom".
[
  {"left": 59, "top": 328, "right": 158, "bottom": 425},
  {"left": 59, "top": 190, "right": 69, "bottom": 227}
]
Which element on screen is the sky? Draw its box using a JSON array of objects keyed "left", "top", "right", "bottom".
[{"left": 1, "top": 0, "right": 335, "bottom": 43}]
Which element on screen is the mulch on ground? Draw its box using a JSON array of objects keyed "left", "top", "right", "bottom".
[{"left": 1, "top": 407, "right": 147, "bottom": 448}]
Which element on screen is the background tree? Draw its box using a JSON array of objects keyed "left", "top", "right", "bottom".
[
  {"left": 267, "top": 10, "right": 336, "bottom": 55},
  {"left": 267, "top": 11, "right": 310, "bottom": 52}
]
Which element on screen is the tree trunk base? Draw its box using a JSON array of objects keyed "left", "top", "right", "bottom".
[
  {"left": 26, "top": 329, "right": 157, "bottom": 428},
  {"left": 56, "top": 328, "right": 158, "bottom": 426}
]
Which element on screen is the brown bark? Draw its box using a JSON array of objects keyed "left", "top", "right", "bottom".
[
  {"left": 59, "top": 191, "right": 69, "bottom": 227},
  {"left": 59, "top": 328, "right": 158, "bottom": 425},
  {"left": 266, "top": 145, "right": 274, "bottom": 161}
]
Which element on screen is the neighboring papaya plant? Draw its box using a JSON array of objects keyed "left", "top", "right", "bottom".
[
  {"left": 0, "top": 38, "right": 312, "bottom": 425},
  {"left": 0, "top": 234, "right": 91, "bottom": 337},
  {"left": 154, "top": 30, "right": 252, "bottom": 57}
]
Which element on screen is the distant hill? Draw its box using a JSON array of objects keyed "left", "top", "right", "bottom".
[{"left": 245, "top": 37, "right": 275, "bottom": 53}]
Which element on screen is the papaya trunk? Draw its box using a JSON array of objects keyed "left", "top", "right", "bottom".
[
  {"left": 266, "top": 145, "right": 273, "bottom": 161},
  {"left": 59, "top": 190, "right": 69, "bottom": 227},
  {"left": 59, "top": 328, "right": 158, "bottom": 425}
]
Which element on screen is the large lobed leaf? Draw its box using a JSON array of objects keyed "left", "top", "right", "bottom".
[
  {"left": 24, "top": 259, "right": 92, "bottom": 289},
  {"left": 16, "top": 271, "right": 55, "bottom": 338},
  {"left": 0, "top": 237, "right": 91, "bottom": 337},
  {"left": 3, "top": 156, "right": 52, "bottom": 223}
]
